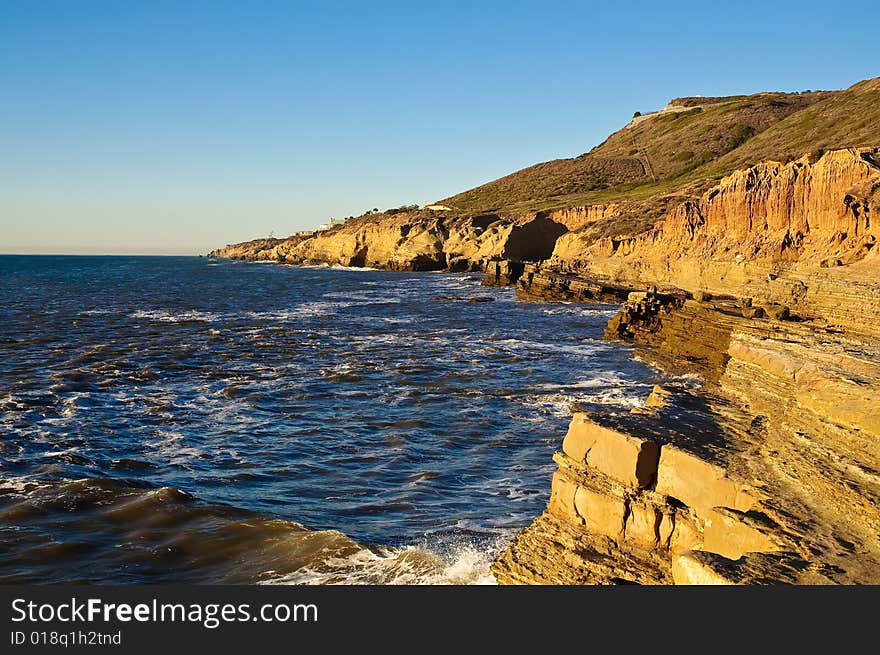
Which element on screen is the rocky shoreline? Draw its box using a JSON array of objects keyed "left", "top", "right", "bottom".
[
  {"left": 211, "top": 146, "right": 880, "bottom": 584},
  {"left": 493, "top": 284, "right": 880, "bottom": 584}
]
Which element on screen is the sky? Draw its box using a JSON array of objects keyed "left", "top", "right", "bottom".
[{"left": 1, "top": 1, "right": 878, "bottom": 254}]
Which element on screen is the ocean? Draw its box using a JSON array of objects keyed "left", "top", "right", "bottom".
[{"left": 0, "top": 255, "right": 659, "bottom": 584}]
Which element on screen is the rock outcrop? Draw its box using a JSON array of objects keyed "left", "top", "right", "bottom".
[
  {"left": 493, "top": 289, "right": 880, "bottom": 584},
  {"left": 210, "top": 212, "right": 568, "bottom": 272},
  {"left": 208, "top": 235, "right": 312, "bottom": 261},
  {"left": 492, "top": 152, "right": 880, "bottom": 586},
  {"left": 549, "top": 148, "right": 880, "bottom": 336}
]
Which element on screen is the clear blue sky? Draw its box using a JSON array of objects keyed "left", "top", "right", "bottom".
[{"left": 2, "top": 1, "right": 878, "bottom": 254}]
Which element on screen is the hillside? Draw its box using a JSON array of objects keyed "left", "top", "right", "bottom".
[
  {"left": 712, "top": 76, "right": 880, "bottom": 171},
  {"left": 212, "top": 75, "right": 880, "bottom": 278},
  {"left": 440, "top": 78, "right": 879, "bottom": 213}
]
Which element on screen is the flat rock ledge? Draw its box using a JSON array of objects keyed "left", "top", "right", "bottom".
[{"left": 493, "top": 287, "right": 880, "bottom": 585}]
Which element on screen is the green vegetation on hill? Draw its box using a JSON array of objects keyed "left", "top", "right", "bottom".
[
  {"left": 712, "top": 77, "right": 880, "bottom": 172},
  {"left": 439, "top": 77, "right": 880, "bottom": 214}
]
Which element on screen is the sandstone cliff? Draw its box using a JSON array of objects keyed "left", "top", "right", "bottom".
[
  {"left": 210, "top": 212, "right": 567, "bottom": 272},
  {"left": 496, "top": 149, "right": 880, "bottom": 584},
  {"left": 547, "top": 148, "right": 880, "bottom": 336}
]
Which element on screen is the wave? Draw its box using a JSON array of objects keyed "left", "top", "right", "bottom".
[
  {"left": 519, "top": 376, "right": 653, "bottom": 417},
  {"left": 128, "top": 303, "right": 360, "bottom": 323},
  {"left": 265, "top": 540, "right": 498, "bottom": 585},
  {"left": 322, "top": 289, "right": 403, "bottom": 304},
  {"left": 541, "top": 306, "right": 618, "bottom": 317},
  {"left": 494, "top": 337, "right": 605, "bottom": 358},
  {"left": 0, "top": 476, "right": 500, "bottom": 585},
  {"left": 261, "top": 262, "right": 383, "bottom": 273}
]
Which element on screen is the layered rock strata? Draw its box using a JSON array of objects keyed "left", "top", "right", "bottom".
[
  {"left": 493, "top": 291, "right": 880, "bottom": 584},
  {"left": 548, "top": 148, "right": 880, "bottom": 337},
  {"left": 514, "top": 263, "right": 634, "bottom": 303},
  {"left": 211, "top": 213, "right": 568, "bottom": 273}
]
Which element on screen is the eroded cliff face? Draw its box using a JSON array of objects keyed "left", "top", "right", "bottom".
[
  {"left": 549, "top": 148, "right": 880, "bottom": 335},
  {"left": 543, "top": 204, "right": 619, "bottom": 230},
  {"left": 210, "top": 212, "right": 568, "bottom": 272},
  {"left": 208, "top": 236, "right": 309, "bottom": 261},
  {"left": 559, "top": 149, "right": 879, "bottom": 255}
]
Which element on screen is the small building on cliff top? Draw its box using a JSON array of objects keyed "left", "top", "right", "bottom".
[{"left": 316, "top": 218, "right": 346, "bottom": 231}]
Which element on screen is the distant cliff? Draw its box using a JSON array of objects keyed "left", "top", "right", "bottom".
[
  {"left": 210, "top": 212, "right": 568, "bottom": 272},
  {"left": 212, "top": 148, "right": 879, "bottom": 337}
]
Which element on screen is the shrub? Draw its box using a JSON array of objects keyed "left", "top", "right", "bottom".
[
  {"left": 385, "top": 204, "right": 420, "bottom": 215},
  {"left": 729, "top": 124, "right": 756, "bottom": 148}
]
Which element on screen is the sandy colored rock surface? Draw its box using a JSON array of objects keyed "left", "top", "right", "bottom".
[
  {"left": 562, "top": 415, "right": 660, "bottom": 488},
  {"left": 702, "top": 508, "right": 781, "bottom": 560},
  {"left": 574, "top": 486, "right": 626, "bottom": 538},
  {"left": 211, "top": 212, "right": 568, "bottom": 272},
  {"left": 655, "top": 446, "right": 755, "bottom": 514},
  {"left": 495, "top": 294, "right": 880, "bottom": 584}
]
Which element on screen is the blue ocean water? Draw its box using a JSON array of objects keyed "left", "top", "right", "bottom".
[{"left": 0, "top": 255, "right": 659, "bottom": 583}]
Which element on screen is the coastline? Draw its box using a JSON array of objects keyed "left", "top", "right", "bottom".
[
  {"left": 209, "top": 147, "right": 880, "bottom": 584},
  {"left": 207, "top": 253, "right": 880, "bottom": 583}
]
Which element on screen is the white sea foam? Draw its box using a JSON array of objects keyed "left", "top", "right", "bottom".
[
  {"left": 294, "top": 301, "right": 358, "bottom": 317},
  {"left": 322, "top": 289, "right": 404, "bottom": 304},
  {"left": 358, "top": 316, "right": 413, "bottom": 326},
  {"left": 130, "top": 309, "right": 220, "bottom": 323},
  {"left": 521, "top": 376, "right": 652, "bottom": 417},
  {"left": 329, "top": 264, "right": 378, "bottom": 272},
  {"left": 264, "top": 538, "right": 502, "bottom": 585},
  {"left": 78, "top": 308, "right": 115, "bottom": 316},
  {"left": 495, "top": 337, "right": 604, "bottom": 357},
  {"left": 541, "top": 306, "right": 618, "bottom": 318},
  {"left": 242, "top": 310, "right": 300, "bottom": 321},
  {"left": 43, "top": 447, "right": 83, "bottom": 459},
  {"left": 145, "top": 430, "right": 204, "bottom": 468}
]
